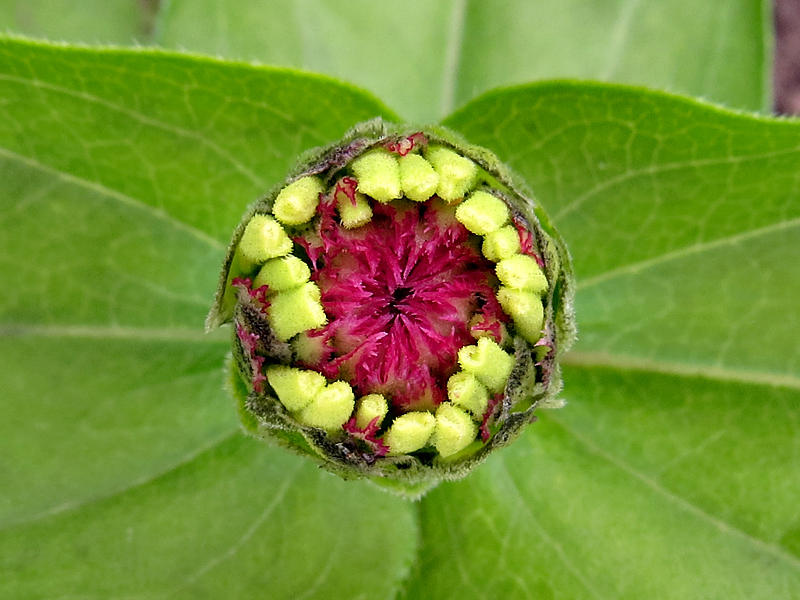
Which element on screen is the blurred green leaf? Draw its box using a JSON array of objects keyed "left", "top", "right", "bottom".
[
  {"left": 0, "top": 0, "right": 153, "bottom": 45},
  {"left": 157, "top": 0, "right": 457, "bottom": 124},
  {"left": 456, "top": 0, "right": 772, "bottom": 113},
  {"left": 157, "top": 0, "right": 770, "bottom": 122}
]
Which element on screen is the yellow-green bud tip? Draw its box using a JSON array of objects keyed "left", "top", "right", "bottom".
[
  {"left": 296, "top": 381, "right": 355, "bottom": 432},
  {"left": 455, "top": 190, "right": 510, "bottom": 236},
  {"left": 268, "top": 282, "right": 327, "bottom": 341},
  {"left": 457, "top": 337, "right": 515, "bottom": 394},
  {"left": 434, "top": 403, "right": 478, "bottom": 458},
  {"left": 399, "top": 154, "right": 439, "bottom": 202},
  {"left": 351, "top": 149, "right": 402, "bottom": 203},
  {"left": 496, "top": 287, "right": 545, "bottom": 345},
  {"left": 384, "top": 411, "right": 436, "bottom": 455},
  {"left": 253, "top": 255, "right": 311, "bottom": 292},
  {"left": 238, "top": 214, "right": 293, "bottom": 264},
  {"left": 482, "top": 225, "right": 521, "bottom": 262},
  {"left": 426, "top": 145, "right": 479, "bottom": 202},
  {"left": 496, "top": 254, "right": 548, "bottom": 294},
  {"left": 272, "top": 176, "right": 324, "bottom": 225},
  {"left": 266, "top": 366, "right": 326, "bottom": 412},
  {"left": 355, "top": 394, "right": 389, "bottom": 429},
  {"left": 447, "top": 372, "right": 489, "bottom": 419},
  {"left": 291, "top": 331, "right": 328, "bottom": 365},
  {"left": 337, "top": 192, "right": 373, "bottom": 229}
]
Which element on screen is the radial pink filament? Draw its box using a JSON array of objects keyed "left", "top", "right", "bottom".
[
  {"left": 300, "top": 200, "right": 508, "bottom": 412},
  {"left": 236, "top": 322, "right": 266, "bottom": 393}
]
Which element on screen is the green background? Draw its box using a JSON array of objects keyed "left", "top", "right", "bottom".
[{"left": 1, "top": 1, "right": 798, "bottom": 598}]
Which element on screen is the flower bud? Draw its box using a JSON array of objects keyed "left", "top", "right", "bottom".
[{"left": 208, "top": 119, "right": 575, "bottom": 497}]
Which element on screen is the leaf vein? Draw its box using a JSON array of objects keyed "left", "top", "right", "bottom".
[
  {"left": 553, "top": 147, "right": 800, "bottom": 222},
  {"left": 0, "top": 146, "right": 226, "bottom": 251},
  {"left": 497, "top": 456, "right": 608, "bottom": 600},
  {"left": 0, "top": 428, "right": 239, "bottom": 533},
  {"left": 577, "top": 215, "right": 800, "bottom": 290},
  {"left": 0, "top": 72, "right": 268, "bottom": 189},
  {"left": 563, "top": 350, "right": 800, "bottom": 391},
  {"left": 547, "top": 414, "right": 800, "bottom": 572},
  {"left": 182, "top": 462, "right": 302, "bottom": 586}
]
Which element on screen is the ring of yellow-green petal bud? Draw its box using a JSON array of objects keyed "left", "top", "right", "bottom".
[
  {"left": 272, "top": 176, "right": 324, "bottom": 225},
  {"left": 208, "top": 118, "right": 575, "bottom": 498},
  {"left": 351, "top": 149, "right": 402, "bottom": 203},
  {"left": 237, "top": 214, "right": 293, "bottom": 263},
  {"left": 482, "top": 225, "right": 522, "bottom": 262}
]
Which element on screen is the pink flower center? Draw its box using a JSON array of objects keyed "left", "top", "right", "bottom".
[{"left": 298, "top": 198, "right": 508, "bottom": 412}]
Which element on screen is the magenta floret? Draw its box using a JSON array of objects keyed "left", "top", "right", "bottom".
[
  {"left": 231, "top": 277, "right": 270, "bottom": 312},
  {"left": 343, "top": 416, "right": 390, "bottom": 458},
  {"left": 299, "top": 200, "right": 507, "bottom": 412},
  {"left": 514, "top": 219, "right": 545, "bottom": 269},
  {"left": 385, "top": 132, "right": 428, "bottom": 156},
  {"left": 479, "top": 393, "right": 504, "bottom": 443},
  {"left": 208, "top": 121, "right": 576, "bottom": 490},
  {"left": 235, "top": 322, "right": 267, "bottom": 393},
  {"left": 335, "top": 176, "right": 359, "bottom": 206}
]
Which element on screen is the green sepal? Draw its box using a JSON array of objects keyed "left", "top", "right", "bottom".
[{"left": 210, "top": 117, "right": 576, "bottom": 497}]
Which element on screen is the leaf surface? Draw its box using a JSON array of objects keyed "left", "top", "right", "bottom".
[
  {"left": 0, "top": 434, "right": 418, "bottom": 600},
  {"left": 456, "top": 0, "right": 771, "bottom": 112},
  {"left": 445, "top": 83, "right": 800, "bottom": 376},
  {"left": 157, "top": 0, "right": 457, "bottom": 123},
  {"left": 0, "top": 36, "right": 414, "bottom": 599},
  {"left": 393, "top": 80, "right": 800, "bottom": 598},
  {"left": 2, "top": 33, "right": 799, "bottom": 600},
  {"left": 403, "top": 367, "right": 800, "bottom": 600},
  {"left": 0, "top": 39, "right": 397, "bottom": 243}
]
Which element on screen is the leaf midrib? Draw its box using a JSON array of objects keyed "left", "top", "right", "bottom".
[
  {"left": 180, "top": 462, "right": 302, "bottom": 587},
  {"left": 563, "top": 350, "right": 800, "bottom": 391},
  {"left": 0, "top": 324, "right": 229, "bottom": 343}
]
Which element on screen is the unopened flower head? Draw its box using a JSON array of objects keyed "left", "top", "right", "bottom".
[{"left": 208, "top": 119, "right": 575, "bottom": 497}]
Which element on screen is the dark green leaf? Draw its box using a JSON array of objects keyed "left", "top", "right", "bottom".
[
  {"left": 3, "top": 30, "right": 798, "bottom": 600},
  {"left": 0, "top": 337, "right": 232, "bottom": 528},
  {"left": 0, "top": 38, "right": 397, "bottom": 243},
  {"left": 444, "top": 83, "right": 800, "bottom": 374}
]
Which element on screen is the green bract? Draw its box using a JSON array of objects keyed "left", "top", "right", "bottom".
[{"left": 208, "top": 119, "right": 576, "bottom": 496}]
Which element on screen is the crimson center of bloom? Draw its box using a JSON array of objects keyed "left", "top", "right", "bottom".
[{"left": 298, "top": 198, "right": 508, "bottom": 412}]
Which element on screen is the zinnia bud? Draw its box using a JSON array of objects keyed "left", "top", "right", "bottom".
[{"left": 207, "top": 119, "right": 575, "bottom": 497}]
